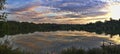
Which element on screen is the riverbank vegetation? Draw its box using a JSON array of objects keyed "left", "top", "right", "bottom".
[
  {"left": 61, "top": 45, "right": 120, "bottom": 54},
  {"left": 0, "top": 44, "right": 25, "bottom": 54},
  {"left": 0, "top": 18, "right": 120, "bottom": 37},
  {"left": 0, "top": 19, "right": 120, "bottom": 54}
]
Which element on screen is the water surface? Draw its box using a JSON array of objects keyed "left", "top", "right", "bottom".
[{"left": 0, "top": 31, "right": 120, "bottom": 54}]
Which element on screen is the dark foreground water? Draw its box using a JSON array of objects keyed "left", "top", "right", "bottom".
[{"left": 0, "top": 31, "right": 120, "bottom": 54}]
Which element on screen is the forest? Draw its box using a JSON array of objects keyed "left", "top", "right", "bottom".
[{"left": 0, "top": 18, "right": 120, "bottom": 37}]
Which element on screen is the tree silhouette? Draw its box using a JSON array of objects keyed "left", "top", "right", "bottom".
[
  {"left": 0, "top": 0, "right": 7, "bottom": 22},
  {"left": 0, "top": 0, "right": 6, "bottom": 10},
  {"left": 0, "top": 19, "right": 120, "bottom": 38}
]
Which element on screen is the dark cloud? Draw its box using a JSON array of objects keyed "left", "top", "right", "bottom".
[
  {"left": 8, "top": 2, "right": 41, "bottom": 13},
  {"left": 82, "top": 11, "right": 108, "bottom": 17},
  {"left": 63, "top": 14, "right": 83, "bottom": 18},
  {"left": 40, "top": 0, "right": 109, "bottom": 18},
  {"left": 41, "top": 0, "right": 107, "bottom": 12}
]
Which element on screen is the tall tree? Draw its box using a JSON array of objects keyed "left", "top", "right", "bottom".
[
  {"left": 0, "top": 0, "right": 7, "bottom": 22},
  {"left": 0, "top": 0, "right": 6, "bottom": 10}
]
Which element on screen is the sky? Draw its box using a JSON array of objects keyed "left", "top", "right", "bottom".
[{"left": 4, "top": 0, "right": 120, "bottom": 24}]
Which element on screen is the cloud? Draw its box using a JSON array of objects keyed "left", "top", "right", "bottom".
[
  {"left": 39, "top": 0, "right": 110, "bottom": 18},
  {"left": 8, "top": 2, "right": 40, "bottom": 13},
  {"left": 6, "top": 0, "right": 112, "bottom": 24},
  {"left": 41, "top": 0, "right": 107, "bottom": 11}
]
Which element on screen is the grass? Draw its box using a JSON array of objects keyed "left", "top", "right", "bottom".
[
  {"left": 0, "top": 40, "right": 27, "bottom": 54},
  {"left": 0, "top": 42, "right": 120, "bottom": 54},
  {"left": 0, "top": 44, "right": 25, "bottom": 54},
  {"left": 61, "top": 45, "right": 120, "bottom": 54}
]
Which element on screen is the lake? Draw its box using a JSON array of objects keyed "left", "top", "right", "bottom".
[{"left": 0, "top": 31, "right": 120, "bottom": 54}]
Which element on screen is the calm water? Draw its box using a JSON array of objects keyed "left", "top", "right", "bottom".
[{"left": 0, "top": 31, "right": 120, "bottom": 54}]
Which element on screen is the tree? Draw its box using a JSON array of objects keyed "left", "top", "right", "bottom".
[
  {"left": 0, "top": 0, "right": 7, "bottom": 22},
  {"left": 0, "top": 12, "right": 7, "bottom": 21},
  {"left": 0, "top": 0, "right": 6, "bottom": 10}
]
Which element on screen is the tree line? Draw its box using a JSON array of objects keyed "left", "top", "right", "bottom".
[{"left": 0, "top": 18, "right": 120, "bottom": 37}]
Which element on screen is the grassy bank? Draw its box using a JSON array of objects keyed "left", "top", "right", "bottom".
[
  {"left": 0, "top": 44, "right": 25, "bottom": 54},
  {"left": 61, "top": 45, "right": 120, "bottom": 54},
  {"left": 0, "top": 44, "right": 120, "bottom": 54}
]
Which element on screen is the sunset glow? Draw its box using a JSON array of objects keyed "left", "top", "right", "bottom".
[
  {"left": 1, "top": 0, "right": 120, "bottom": 54},
  {"left": 110, "top": 4, "right": 120, "bottom": 19},
  {"left": 2, "top": 0, "right": 120, "bottom": 24}
]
